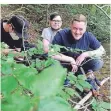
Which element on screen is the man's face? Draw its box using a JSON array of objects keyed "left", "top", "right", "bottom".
[
  {"left": 8, "top": 24, "right": 14, "bottom": 33},
  {"left": 49, "top": 16, "right": 62, "bottom": 30},
  {"left": 70, "top": 21, "right": 87, "bottom": 40},
  {"left": 8, "top": 24, "right": 19, "bottom": 40}
]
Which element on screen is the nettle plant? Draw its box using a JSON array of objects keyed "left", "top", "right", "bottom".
[{"left": 1, "top": 41, "right": 110, "bottom": 111}]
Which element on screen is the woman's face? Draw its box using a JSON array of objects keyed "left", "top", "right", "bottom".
[{"left": 49, "top": 15, "right": 62, "bottom": 30}]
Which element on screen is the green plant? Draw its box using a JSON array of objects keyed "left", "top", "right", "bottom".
[
  {"left": 1, "top": 42, "right": 110, "bottom": 111},
  {"left": 91, "top": 98, "right": 111, "bottom": 111}
]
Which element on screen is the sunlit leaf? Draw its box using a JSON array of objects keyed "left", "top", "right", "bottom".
[
  {"left": 91, "top": 98, "right": 98, "bottom": 110},
  {"left": 100, "top": 101, "right": 111, "bottom": 109},
  {"left": 67, "top": 73, "right": 77, "bottom": 82},
  {"left": 30, "top": 61, "right": 67, "bottom": 99},
  {"left": 2, "top": 91, "right": 38, "bottom": 111},
  {"left": 58, "top": 90, "right": 70, "bottom": 100},
  {"left": 38, "top": 96, "right": 74, "bottom": 111},
  {"left": 77, "top": 75, "right": 87, "bottom": 80},
  {"left": 1, "top": 62, "right": 13, "bottom": 75},
  {"left": 13, "top": 65, "right": 37, "bottom": 89},
  {"left": 78, "top": 80, "right": 91, "bottom": 89},
  {"left": 44, "top": 58, "right": 54, "bottom": 67},
  {"left": 65, "top": 88, "right": 75, "bottom": 96},
  {"left": 75, "top": 83, "right": 83, "bottom": 92},
  {"left": 1, "top": 76, "right": 18, "bottom": 97}
]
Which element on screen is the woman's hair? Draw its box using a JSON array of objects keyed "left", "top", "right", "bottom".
[{"left": 49, "top": 12, "right": 61, "bottom": 20}]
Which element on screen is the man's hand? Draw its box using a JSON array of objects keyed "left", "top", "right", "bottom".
[
  {"left": 76, "top": 52, "right": 89, "bottom": 66},
  {"left": 70, "top": 60, "right": 78, "bottom": 73}
]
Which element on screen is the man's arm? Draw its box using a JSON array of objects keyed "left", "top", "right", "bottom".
[
  {"left": 86, "top": 45, "right": 106, "bottom": 57},
  {"left": 52, "top": 53, "right": 78, "bottom": 72},
  {"left": 52, "top": 30, "right": 78, "bottom": 72},
  {"left": 52, "top": 53, "right": 75, "bottom": 63},
  {"left": 52, "top": 30, "right": 75, "bottom": 62},
  {"left": 52, "top": 30, "right": 79, "bottom": 72},
  {"left": 76, "top": 45, "right": 106, "bottom": 66}
]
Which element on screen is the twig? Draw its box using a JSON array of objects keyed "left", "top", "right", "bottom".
[
  {"left": 94, "top": 4, "right": 110, "bottom": 19},
  {"left": 101, "top": 5, "right": 110, "bottom": 9},
  {"left": 78, "top": 99, "right": 94, "bottom": 109},
  {"left": 84, "top": 108, "right": 90, "bottom": 111},
  {"left": 69, "top": 98, "right": 94, "bottom": 111},
  {"left": 46, "top": 4, "right": 50, "bottom": 26},
  {"left": 69, "top": 99, "right": 82, "bottom": 105},
  {"left": 74, "top": 77, "right": 110, "bottom": 110}
]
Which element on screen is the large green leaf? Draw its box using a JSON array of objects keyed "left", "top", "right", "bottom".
[
  {"left": 2, "top": 91, "right": 38, "bottom": 111},
  {"left": 75, "top": 83, "right": 83, "bottom": 92},
  {"left": 38, "top": 96, "right": 74, "bottom": 111},
  {"left": 100, "top": 101, "right": 111, "bottom": 109},
  {"left": 13, "top": 64, "right": 38, "bottom": 89},
  {"left": 58, "top": 90, "right": 70, "bottom": 101},
  {"left": 67, "top": 72, "right": 77, "bottom": 82},
  {"left": 78, "top": 80, "right": 91, "bottom": 89},
  {"left": 77, "top": 75, "right": 87, "bottom": 80},
  {"left": 30, "top": 61, "right": 67, "bottom": 99},
  {"left": 1, "top": 76, "right": 18, "bottom": 97},
  {"left": 1, "top": 62, "right": 13, "bottom": 75},
  {"left": 65, "top": 88, "right": 75, "bottom": 96},
  {"left": 44, "top": 58, "right": 54, "bottom": 67}
]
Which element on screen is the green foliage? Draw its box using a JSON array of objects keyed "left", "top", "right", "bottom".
[
  {"left": 1, "top": 4, "right": 9, "bottom": 6},
  {"left": 48, "top": 44, "right": 65, "bottom": 56},
  {"left": 38, "top": 96, "right": 75, "bottom": 111},
  {"left": 65, "top": 87, "right": 81, "bottom": 99},
  {"left": 75, "top": 83, "right": 83, "bottom": 92},
  {"left": 67, "top": 72, "right": 77, "bottom": 84},
  {"left": 1, "top": 75, "right": 18, "bottom": 97},
  {"left": 78, "top": 80, "right": 91, "bottom": 89},
  {"left": 30, "top": 61, "right": 67, "bottom": 98},
  {"left": 58, "top": 90, "right": 71, "bottom": 100},
  {"left": 35, "top": 58, "right": 54, "bottom": 71},
  {"left": 1, "top": 44, "right": 70, "bottom": 111},
  {"left": 67, "top": 72, "right": 91, "bottom": 91},
  {"left": 2, "top": 90, "right": 38, "bottom": 111},
  {"left": 1, "top": 42, "right": 110, "bottom": 111},
  {"left": 44, "top": 58, "right": 54, "bottom": 67},
  {"left": 2, "top": 4, "right": 109, "bottom": 43},
  {"left": 91, "top": 98, "right": 111, "bottom": 111},
  {"left": 1, "top": 54, "right": 15, "bottom": 75},
  {"left": 57, "top": 73, "right": 91, "bottom": 101},
  {"left": 1, "top": 42, "right": 9, "bottom": 49},
  {"left": 77, "top": 75, "right": 87, "bottom": 80},
  {"left": 48, "top": 44, "right": 87, "bottom": 58},
  {"left": 13, "top": 64, "right": 38, "bottom": 89},
  {"left": 1, "top": 61, "right": 13, "bottom": 75}
]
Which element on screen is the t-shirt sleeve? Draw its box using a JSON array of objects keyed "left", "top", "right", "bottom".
[
  {"left": 88, "top": 32, "right": 101, "bottom": 49},
  {"left": 41, "top": 28, "right": 51, "bottom": 42}
]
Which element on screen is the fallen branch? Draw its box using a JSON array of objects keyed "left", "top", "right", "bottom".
[{"left": 74, "top": 77, "right": 110, "bottom": 110}]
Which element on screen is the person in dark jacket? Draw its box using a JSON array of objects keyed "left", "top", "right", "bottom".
[{"left": 1, "top": 15, "right": 34, "bottom": 54}]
